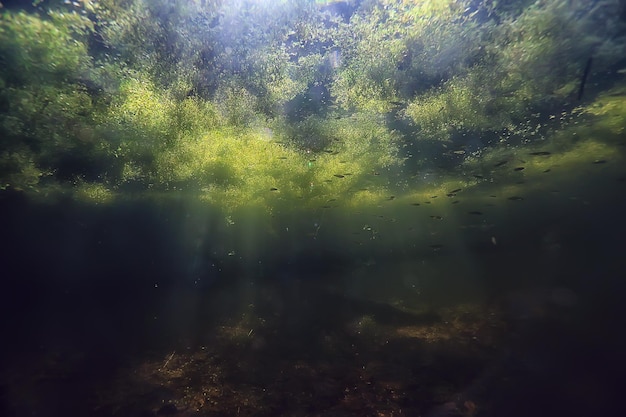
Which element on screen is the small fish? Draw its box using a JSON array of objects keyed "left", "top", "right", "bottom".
[
  {"left": 449, "top": 188, "right": 462, "bottom": 193},
  {"left": 270, "top": 187, "right": 278, "bottom": 191},
  {"left": 386, "top": 196, "right": 396, "bottom": 201},
  {"left": 592, "top": 159, "right": 607, "bottom": 164},
  {"left": 494, "top": 160, "right": 508, "bottom": 167},
  {"left": 446, "top": 193, "right": 457, "bottom": 197},
  {"left": 543, "top": 169, "right": 551, "bottom": 173},
  {"left": 451, "top": 200, "right": 460, "bottom": 204},
  {"left": 529, "top": 151, "right": 551, "bottom": 156},
  {"left": 343, "top": 173, "right": 353, "bottom": 176},
  {"left": 514, "top": 167, "right": 525, "bottom": 171},
  {"left": 474, "top": 175, "right": 484, "bottom": 179},
  {"left": 410, "top": 203, "right": 421, "bottom": 206},
  {"left": 390, "top": 101, "right": 404, "bottom": 106},
  {"left": 277, "top": 156, "right": 288, "bottom": 160},
  {"left": 430, "top": 215, "right": 443, "bottom": 220},
  {"left": 430, "top": 195, "right": 438, "bottom": 199},
  {"left": 322, "top": 205, "right": 331, "bottom": 208},
  {"left": 452, "top": 150, "right": 466, "bottom": 155},
  {"left": 468, "top": 211, "right": 483, "bottom": 215},
  {"left": 333, "top": 174, "right": 345, "bottom": 178},
  {"left": 430, "top": 244, "right": 444, "bottom": 250},
  {"left": 508, "top": 196, "right": 524, "bottom": 201}
]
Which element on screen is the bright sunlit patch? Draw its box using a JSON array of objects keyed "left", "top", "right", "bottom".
[{"left": 314, "top": 0, "right": 342, "bottom": 4}]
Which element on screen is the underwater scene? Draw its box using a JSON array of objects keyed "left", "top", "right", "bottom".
[{"left": 1, "top": 0, "right": 626, "bottom": 416}]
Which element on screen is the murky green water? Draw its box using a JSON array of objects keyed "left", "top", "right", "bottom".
[{"left": 2, "top": 1, "right": 626, "bottom": 416}]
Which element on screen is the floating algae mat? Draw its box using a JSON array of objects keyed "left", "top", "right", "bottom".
[{"left": 1, "top": 1, "right": 626, "bottom": 416}]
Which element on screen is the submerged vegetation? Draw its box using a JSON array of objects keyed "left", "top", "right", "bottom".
[
  {"left": 3, "top": 5, "right": 626, "bottom": 416},
  {"left": 1, "top": 0, "right": 625, "bottom": 210}
]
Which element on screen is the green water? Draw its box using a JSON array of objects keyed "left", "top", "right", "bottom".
[{"left": 1, "top": 1, "right": 626, "bottom": 416}]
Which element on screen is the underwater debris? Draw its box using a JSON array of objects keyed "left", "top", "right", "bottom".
[{"left": 578, "top": 56, "right": 593, "bottom": 100}]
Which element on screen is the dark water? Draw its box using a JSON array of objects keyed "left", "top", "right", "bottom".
[{"left": 1, "top": 178, "right": 626, "bottom": 417}]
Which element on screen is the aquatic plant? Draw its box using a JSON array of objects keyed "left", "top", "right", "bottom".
[
  {"left": 402, "top": 0, "right": 626, "bottom": 143},
  {"left": 0, "top": 10, "right": 93, "bottom": 84},
  {"left": 0, "top": 0, "right": 624, "bottom": 213},
  {"left": 0, "top": 9, "right": 103, "bottom": 189}
]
